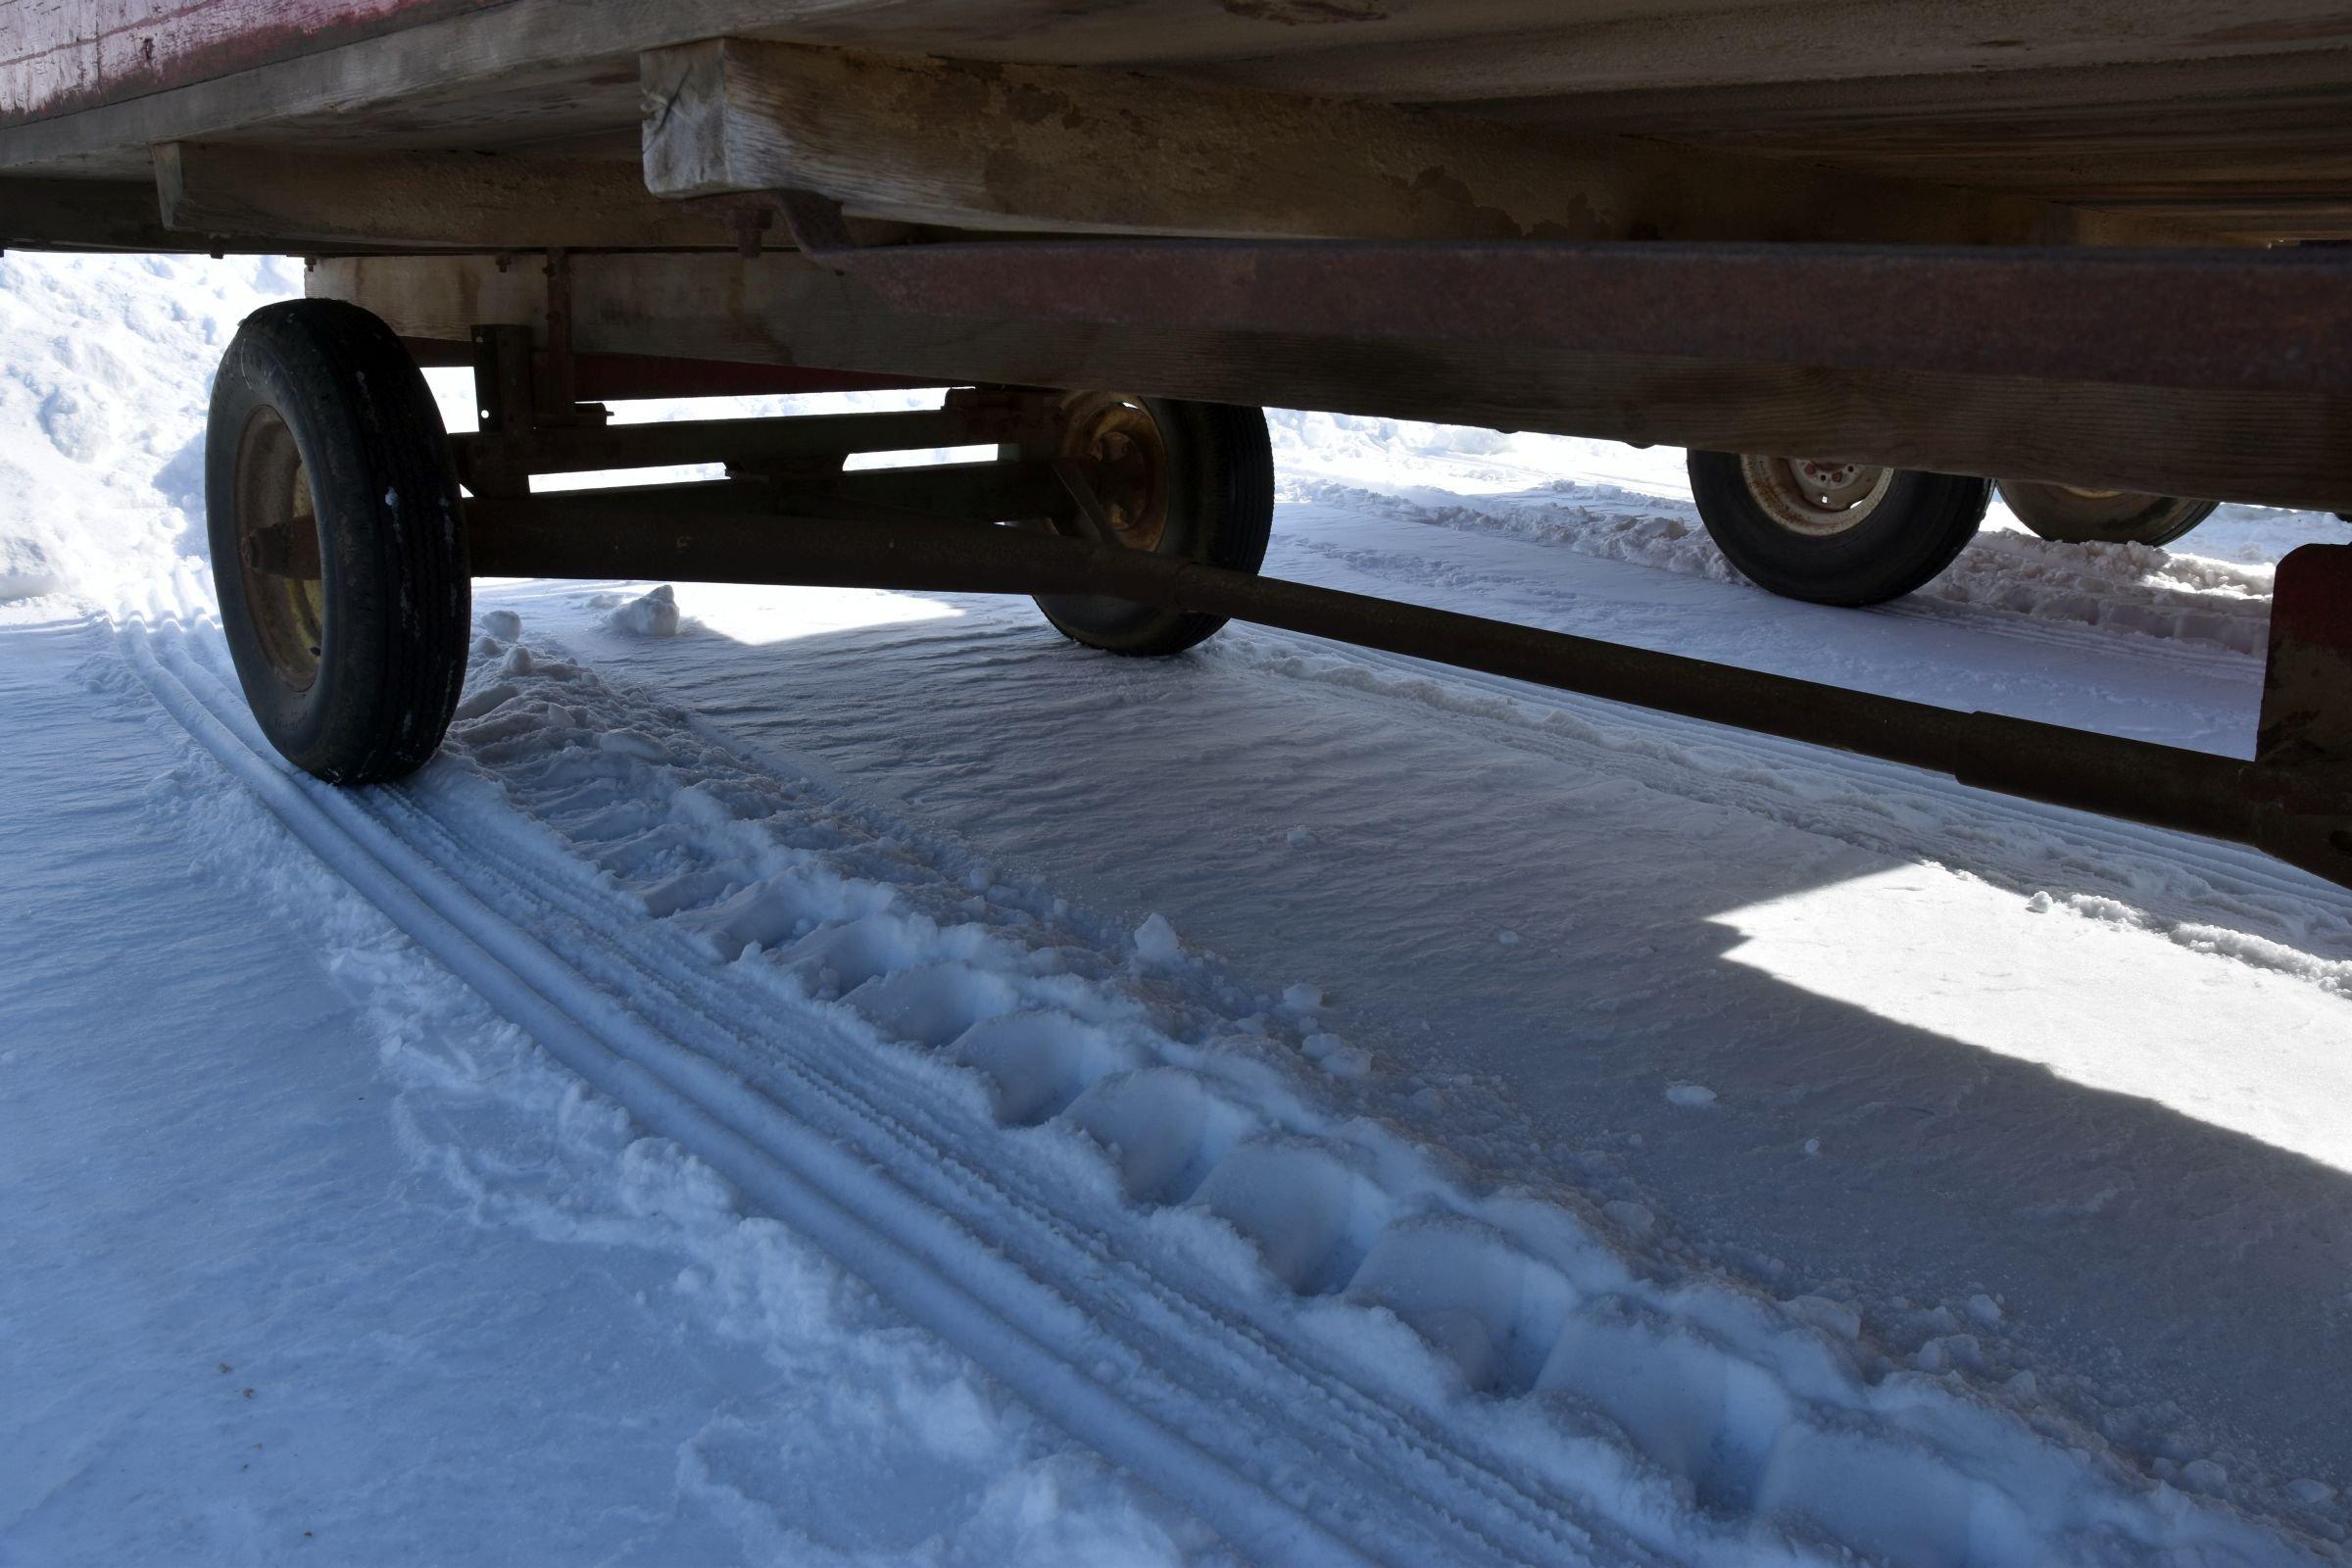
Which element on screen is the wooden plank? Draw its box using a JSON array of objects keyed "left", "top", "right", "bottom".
[
  {"left": 5, "top": 0, "right": 2351, "bottom": 241},
  {"left": 0, "top": 173, "right": 187, "bottom": 249},
  {"left": 311, "top": 251, "right": 2352, "bottom": 511},
  {"left": 1187, "top": 0, "right": 2352, "bottom": 103},
  {"left": 0, "top": 0, "right": 492, "bottom": 125},
  {"left": 640, "top": 38, "right": 2212, "bottom": 247},
  {"left": 16, "top": 0, "right": 2352, "bottom": 135},
  {"left": 153, "top": 141, "right": 740, "bottom": 249},
  {"left": 1457, "top": 52, "right": 2352, "bottom": 241}
]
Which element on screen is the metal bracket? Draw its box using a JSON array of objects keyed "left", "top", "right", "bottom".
[{"left": 2248, "top": 541, "right": 2352, "bottom": 883}]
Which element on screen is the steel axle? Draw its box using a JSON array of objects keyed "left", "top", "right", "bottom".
[{"left": 466, "top": 493, "right": 2352, "bottom": 893}]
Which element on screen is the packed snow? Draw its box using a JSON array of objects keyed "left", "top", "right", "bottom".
[{"left": 6, "top": 251, "right": 2352, "bottom": 1566}]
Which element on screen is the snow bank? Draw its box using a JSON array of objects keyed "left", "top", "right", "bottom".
[
  {"left": 1293, "top": 477, "right": 2324, "bottom": 657},
  {"left": 0, "top": 253, "right": 297, "bottom": 612},
  {"left": 1266, "top": 404, "right": 2343, "bottom": 657}
]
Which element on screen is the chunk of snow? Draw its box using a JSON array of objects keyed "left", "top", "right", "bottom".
[
  {"left": 1284, "top": 826, "right": 1315, "bottom": 847},
  {"left": 480, "top": 609, "right": 522, "bottom": 639},
  {"left": 2289, "top": 1479, "right": 2336, "bottom": 1506},
  {"left": 1496, "top": 929, "right": 1520, "bottom": 946},
  {"left": 1802, "top": 1137, "right": 1822, "bottom": 1156},
  {"left": 2026, "top": 890, "right": 2054, "bottom": 913},
  {"left": 1300, "top": 1032, "right": 1371, "bottom": 1077},
  {"left": 604, "top": 584, "right": 682, "bottom": 637},
  {"left": 0, "top": 534, "right": 66, "bottom": 601},
  {"left": 1132, "top": 913, "right": 1183, "bottom": 963},
  {"left": 1601, "top": 1199, "right": 1653, "bottom": 1235},
  {"left": 1664, "top": 1081, "right": 1716, "bottom": 1107},
  {"left": 1280, "top": 983, "right": 1322, "bottom": 1013},
  {"left": 1967, "top": 1292, "right": 2004, "bottom": 1327},
  {"left": 1785, "top": 1294, "right": 1861, "bottom": 1340},
  {"left": 1317, "top": 1044, "right": 1372, "bottom": 1079},
  {"left": 2180, "top": 1459, "right": 2230, "bottom": 1494}
]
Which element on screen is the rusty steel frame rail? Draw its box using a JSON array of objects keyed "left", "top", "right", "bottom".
[
  {"left": 793, "top": 229, "right": 2352, "bottom": 395},
  {"left": 466, "top": 493, "right": 2352, "bottom": 891}
]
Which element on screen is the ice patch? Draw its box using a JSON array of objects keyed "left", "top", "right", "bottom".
[{"left": 1665, "top": 1081, "right": 1718, "bottom": 1107}]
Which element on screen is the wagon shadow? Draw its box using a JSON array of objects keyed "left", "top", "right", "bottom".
[{"left": 475, "top": 574, "right": 2352, "bottom": 1502}]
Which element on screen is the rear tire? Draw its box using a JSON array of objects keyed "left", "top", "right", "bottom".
[
  {"left": 206, "top": 299, "right": 469, "bottom": 783},
  {"left": 1687, "top": 451, "right": 1989, "bottom": 607},
  {"left": 1995, "top": 479, "right": 2217, "bottom": 548},
  {"left": 1034, "top": 395, "right": 1273, "bottom": 656}
]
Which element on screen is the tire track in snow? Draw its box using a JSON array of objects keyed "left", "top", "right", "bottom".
[
  {"left": 128, "top": 616, "right": 2329, "bottom": 1566},
  {"left": 161, "top": 633, "right": 1626, "bottom": 1568},
  {"left": 123, "top": 623, "right": 1389, "bottom": 1568}
]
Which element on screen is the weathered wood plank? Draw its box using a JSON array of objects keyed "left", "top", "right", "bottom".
[
  {"left": 0, "top": 0, "right": 492, "bottom": 124},
  {"left": 0, "top": 173, "right": 185, "bottom": 249},
  {"left": 6, "top": 0, "right": 2351, "bottom": 245},
  {"left": 1458, "top": 52, "right": 2352, "bottom": 241},
  {"left": 153, "top": 141, "right": 739, "bottom": 250},
  {"left": 641, "top": 38, "right": 2213, "bottom": 247},
  {"left": 1189, "top": 0, "right": 2352, "bottom": 103},
  {"left": 312, "top": 250, "right": 2352, "bottom": 511}
]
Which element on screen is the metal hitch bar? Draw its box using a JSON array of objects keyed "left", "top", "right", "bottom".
[{"left": 466, "top": 496, "right": 2352, "bottom": 893}]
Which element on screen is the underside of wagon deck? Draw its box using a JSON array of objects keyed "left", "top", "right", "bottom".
[{"left": 2, "top": 0, "right": 2348, "bottom": 889}]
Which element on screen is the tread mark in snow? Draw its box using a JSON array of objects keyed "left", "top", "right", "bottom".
[{"left": 123, "top": 618, "right": 2328, "bottom": 1568}]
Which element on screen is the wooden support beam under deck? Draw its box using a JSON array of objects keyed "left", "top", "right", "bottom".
[
  {"left": 639, "top": 38, "right": 2221, "bottom": 250},
  {"left": 313, "top": 250, "right": 2352, "bottom": 512},
  {"left": 152, "top": 142, "right": 744, "bottom": 252}
]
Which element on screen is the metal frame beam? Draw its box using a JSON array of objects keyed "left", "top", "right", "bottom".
[{"left": 318, "top": 246, "right": 2352, "bottom": 509}]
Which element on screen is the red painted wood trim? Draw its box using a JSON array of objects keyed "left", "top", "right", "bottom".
[{"left": 1, "top": 0, "right": 502, "bottom": 126}]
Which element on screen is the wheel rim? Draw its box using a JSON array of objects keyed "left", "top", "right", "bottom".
[
  {"left": 1740, "top": 455, "right": 1895, "bottom": 537},
  {"left": 1056, "top": 393, "right": 1170, "bottom": 551},
  {"left": 2008, "top": 482, "right": 2167, "bottom": 530},
  {"left": 232, "top": 406, "right": 327, "bottom": 691}
]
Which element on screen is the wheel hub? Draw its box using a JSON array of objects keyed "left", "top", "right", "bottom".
[
  {"left": 231, "top": 406, "right": 327, "bottom": 690},
  {"left": 1740, "top": 454, "right": 1895, "bottom": 536},
  {"left": 1056, "top": 393, "right": 1170, "bottom": 551}
]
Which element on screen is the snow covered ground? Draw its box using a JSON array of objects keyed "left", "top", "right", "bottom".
[{"left": 6, "top": 251, "right": 2352, "bottom": 1566}]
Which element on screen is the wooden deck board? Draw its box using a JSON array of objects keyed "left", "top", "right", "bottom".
[{"left": 3, "top": 1, "right": 2348, "bottom": 239}]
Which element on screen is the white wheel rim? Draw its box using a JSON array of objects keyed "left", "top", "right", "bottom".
[{"left": 1740, "top": 455, "right": 1895, "bottom": 537}]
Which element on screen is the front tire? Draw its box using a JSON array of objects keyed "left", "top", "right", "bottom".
[
  {"left": 1995, "top": 480, "right": 2217, "bottom": 548},
  {"left": 206, "top": 299, "right": 469, "bottom": 783},
  {"left": 1034, "top": 394, "right": 1273, "bottom": 656},
  {"left": 1688, "top": 451, "right": 1989, "bottom": 607}
]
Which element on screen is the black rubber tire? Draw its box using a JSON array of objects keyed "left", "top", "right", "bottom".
[
  {"left": 206, "top": 299, "right": 469, "bottom": 783},
  {"left": 1687, "top": 451, "right": 1990, "bottom": 607},
  {"left": 1035, "top": 398, "right": 1274, "bottom": 656},
  {"left": 1995, "top": 479, "right": 2218, "bottom": 548}
]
